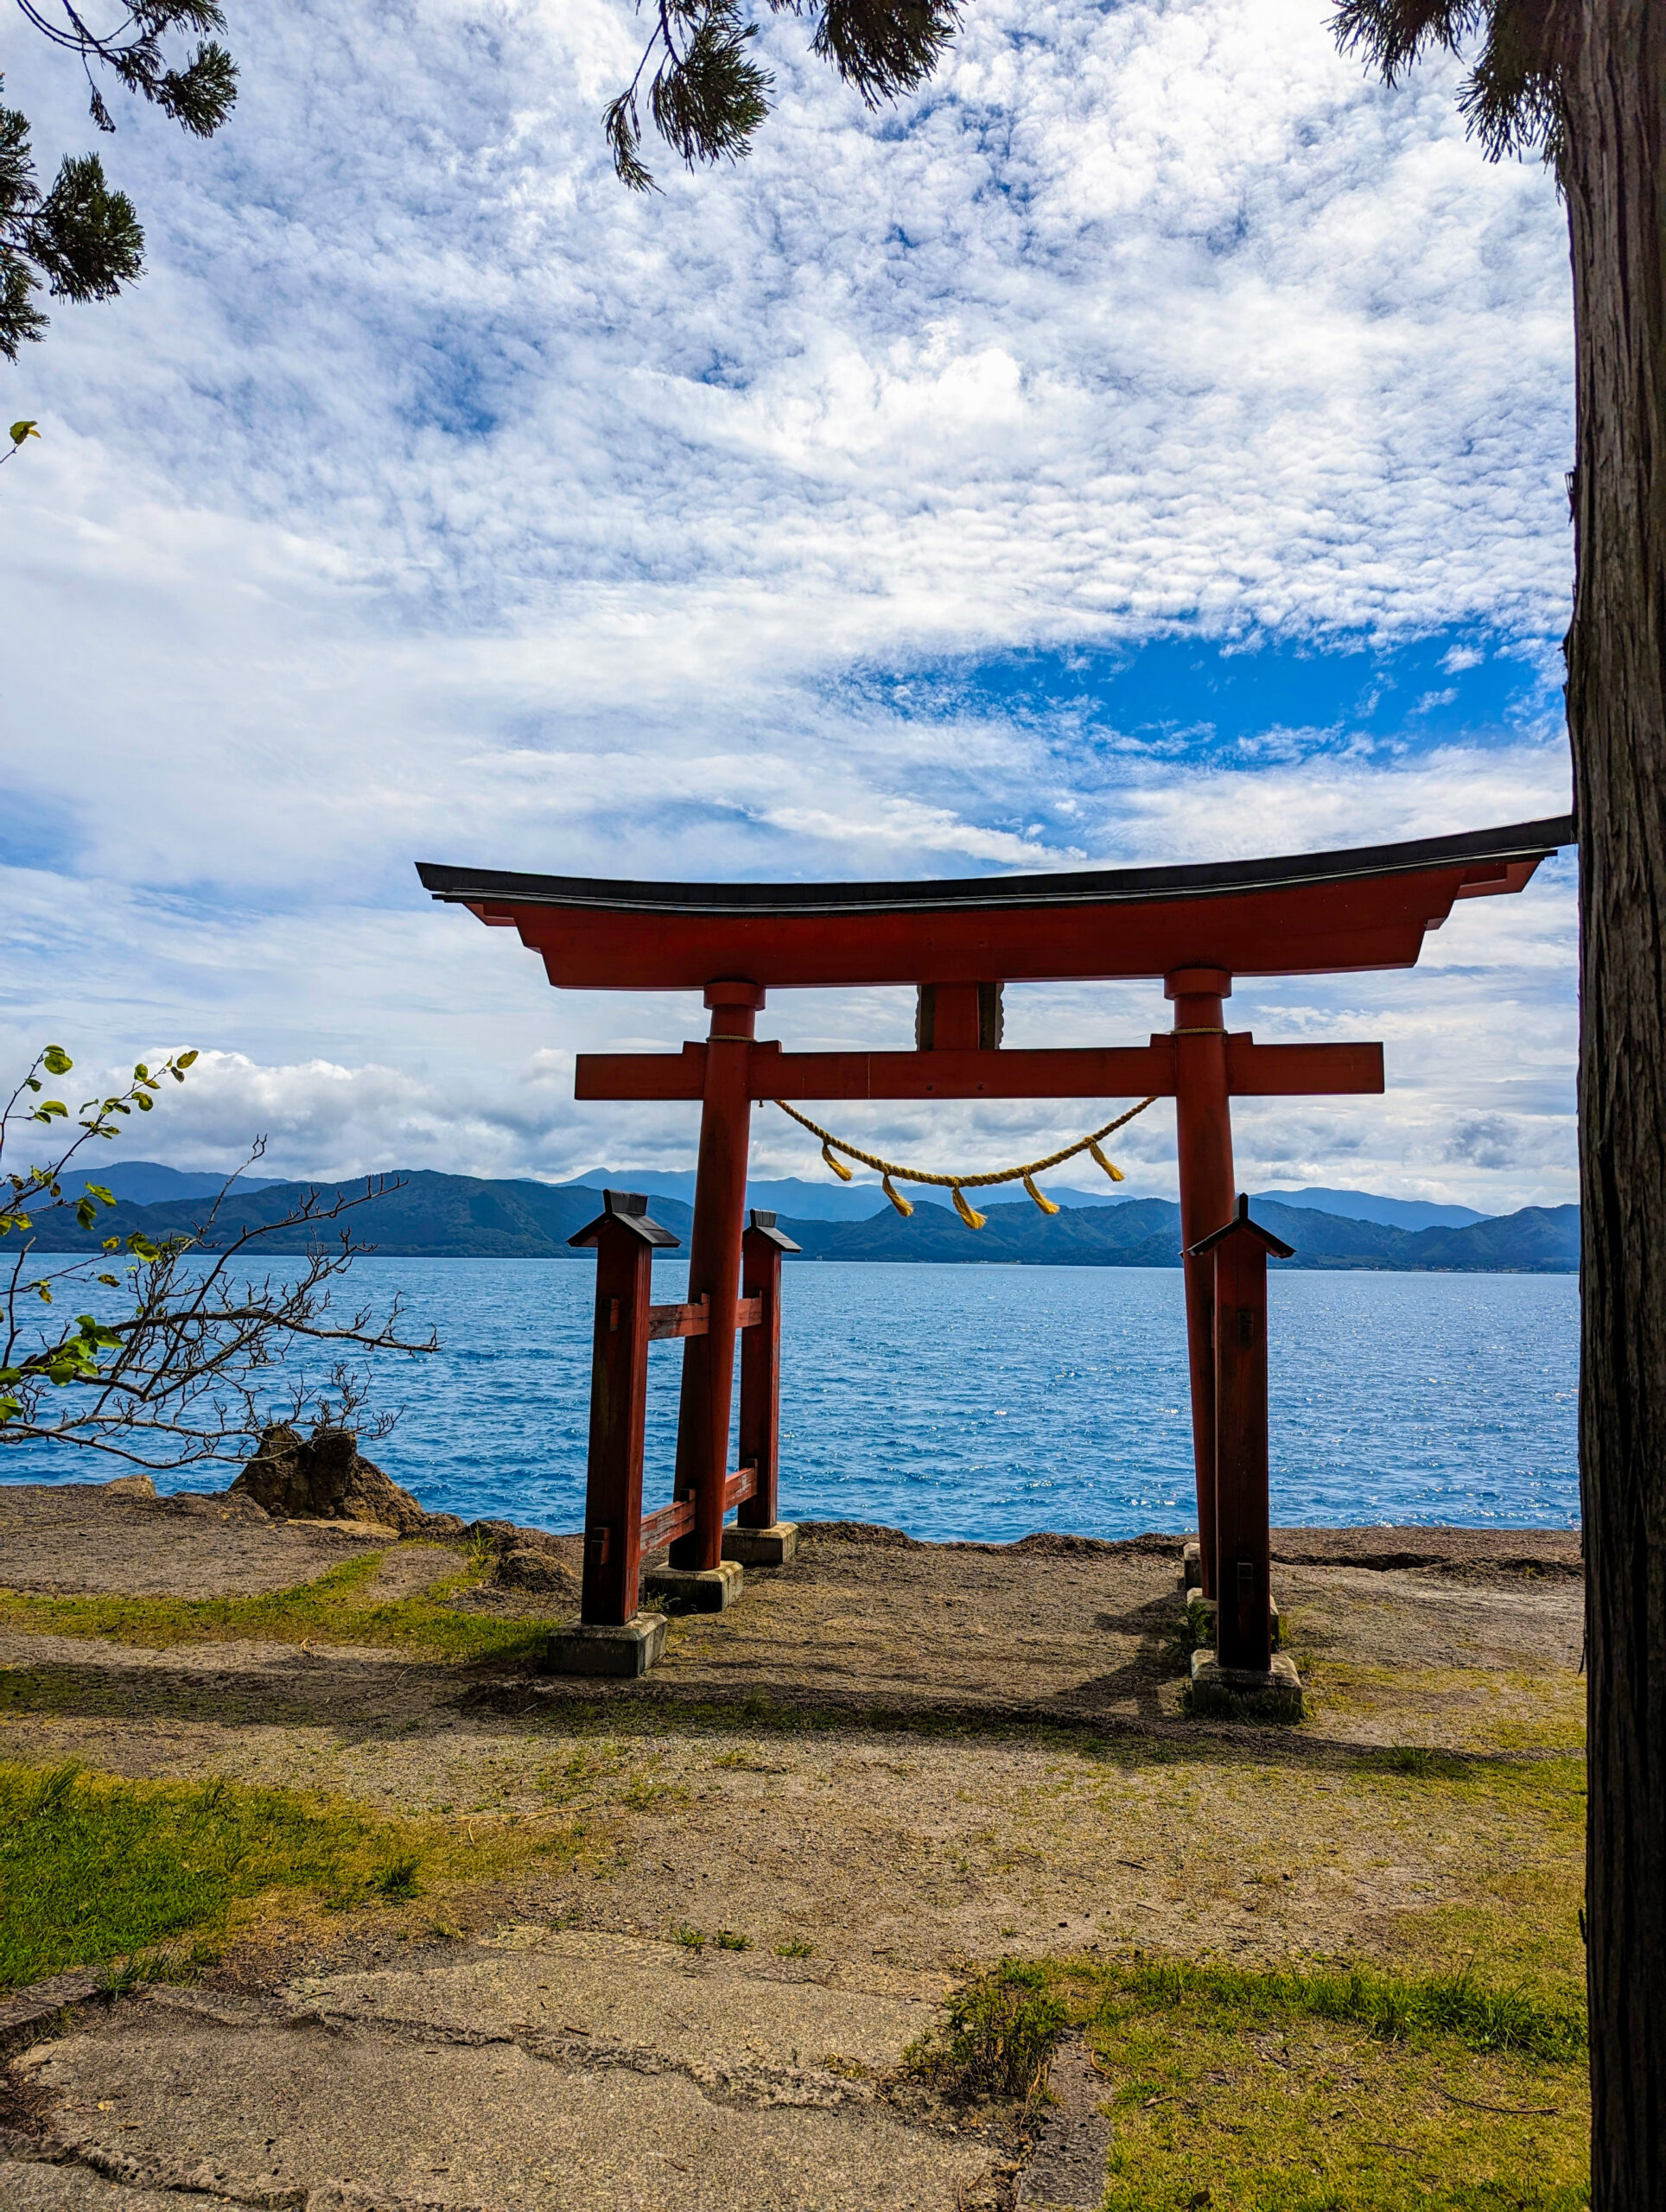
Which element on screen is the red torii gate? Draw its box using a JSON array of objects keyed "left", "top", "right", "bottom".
[{"left": 418, "top": 814, "right": 1570, "bottom": 1611}]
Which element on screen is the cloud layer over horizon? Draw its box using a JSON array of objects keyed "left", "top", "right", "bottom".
[{"left": 1, "top": 0, "right": 1577, "bottom": 1211}]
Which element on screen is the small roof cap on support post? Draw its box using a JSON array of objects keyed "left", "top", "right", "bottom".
[
  {"left": 1186, "top": 1192, "right": 1296, "bottom": 1262},
  {"left": 746, "top": 1208, "right": 802, "bottom": 1253},
  {"left": 568, "top": 1190, "right": 683, "bottom": 1249}
]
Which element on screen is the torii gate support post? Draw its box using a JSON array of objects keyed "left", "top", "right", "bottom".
[
  {"left": 725, "top": 1208, "right": 803, "bottom": 1567},
  {"left": 1186, "top": 1194, "right": 1301, "bottom": 1715},
  {"left": 671, "top": 980, "right": 763, "bottom": 1575},
  {"left": 550, "top": 1191, "right": 679, "bottom": 1678},
  {"left": 1169, "top": 966, "right": 1237, "bottom": 1601}
]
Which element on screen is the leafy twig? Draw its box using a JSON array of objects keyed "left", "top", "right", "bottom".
[{"left": 0, "top": 1044, "right": 436, "bottom": 1469}]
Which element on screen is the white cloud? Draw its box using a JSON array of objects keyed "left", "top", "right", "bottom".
[{"left": 0, "top": 0, "right": 1578, "bottom": 1210}]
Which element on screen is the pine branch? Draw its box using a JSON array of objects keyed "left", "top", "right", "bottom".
[
  {"left": 1330, "top": 0, "right": 1564, "bottom": 167},
  {"left": 3, "top": 0, "right": 236, "bottom": 357},
  {"left": 603, "top": 0, "right": 958, "bottom": 187}
]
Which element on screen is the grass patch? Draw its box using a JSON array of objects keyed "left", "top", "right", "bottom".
[
  {"left": 1306, "top": 1661, "right": 1586, "bottom": 1752},
  {"left": 1090, "top": 1958, "right": 1587, "bottom": 2211},
  {"left": 0, "top": 1551, "right": 549, "bottom": 1667},
  {"left": 776, "top": 1938, "right": 815, "bottom": 1958},
  {"left": 1103, "top": 1956, "right": 1583, "bottom": 2063},
  {"left": 1347, "top": 1752, "right": 1587, "bottom": 1999},
  {"left": 905, "top": 1958, "right": 1070, "bottom": 2101},
  {"left": 537, "top": 1745, "right": 630, "bottom": 1805},
  {"left": 1369, "top": 1745, "right": 1473, "bottom": 1781},
  {"left": 909, "top": 1955, "right": 1588, "bottom": 2211},
  {"left": 621, "top": 1776, "right": 690, "bottom": 1810},
  {"left": 0, "top": 1758, "right": 584, "bottom": 1989}
]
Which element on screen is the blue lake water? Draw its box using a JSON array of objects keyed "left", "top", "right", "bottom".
[{"left": 6, "top": 1260, "right": 1580, "bottom": 1541}]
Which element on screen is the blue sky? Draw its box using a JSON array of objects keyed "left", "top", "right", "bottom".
[{"left": 0, "top": 0, "right": 1575, "bottom": 1207}]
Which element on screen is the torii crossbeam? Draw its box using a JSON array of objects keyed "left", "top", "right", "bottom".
[{"left": 418, "top": 815, "right": 1571, "bottom": 1599}]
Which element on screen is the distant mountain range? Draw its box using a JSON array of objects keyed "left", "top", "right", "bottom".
[
  {"left": 778, "top": 1193, "right": 1578, "bottom": 1272},
  {"left": 563, "top": 1170, "right": 905, "bottom": 1222},
  {"left": 568, "top": 1171, "right": 1487, "bottom": 1231},
  {"left": 1251, "top": 1185, "right": 1486, "bottom": 1231},
  {"left": 52, "top": 1160, "right": 286, "bottom": 1206},
  {"left": 16, "top": 1172, "right": 694, "bottom": 1258},
  {"left": 14, "top": 1168, "right": 1578, "bottom": 1272},
  {"left": 55, "top": 1160, "right": 1488, "bottom": 1234}
]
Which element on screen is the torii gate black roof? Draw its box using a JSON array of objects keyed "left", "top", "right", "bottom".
[
  {"left": 414, "top": 814, "right": 1574, "bottom": 989},
  {"left": 416, "top": 815, "right": 1573, "bottom": 918}
]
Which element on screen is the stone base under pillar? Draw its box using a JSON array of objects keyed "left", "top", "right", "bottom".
[
  {"left": 722, "top": 1521, "right": 798, "bottom": 1567},
  {"left": 644, "top": 1559, "right": 745, "bottom": 1613},
  {"left": 543, "top": 1612, "right": 667, "bottom": 1678},
  {"left": 1187, "top": 1646, "right": 1303, "bottom": 1722},
  {"left": 1178, "top": 1538, "right": 1201, "bottom": 1592}
]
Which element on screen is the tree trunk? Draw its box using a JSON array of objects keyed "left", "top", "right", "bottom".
[{"left": 1562, "top": 4, "right": 1666, "bottom": 2200}]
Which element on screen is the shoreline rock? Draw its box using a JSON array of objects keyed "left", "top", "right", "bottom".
[{"left": 227, "top": 1424, "right": 464, "bottom": 1541}]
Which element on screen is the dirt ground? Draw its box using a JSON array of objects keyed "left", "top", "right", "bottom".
[{"left": 0, "top": 1483, "right": 1586, "bottom": 2210}]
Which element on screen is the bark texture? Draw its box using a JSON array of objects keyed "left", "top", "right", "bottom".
[{"left": 1563, "top": 3, "right": 1666, "bottom": 2199}]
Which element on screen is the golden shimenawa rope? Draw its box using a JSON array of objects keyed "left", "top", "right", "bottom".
[{"left": 772, "top": 1096, "right": 1159, "bottom": 1230}]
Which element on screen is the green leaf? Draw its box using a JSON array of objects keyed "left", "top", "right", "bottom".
[
  {"left": 9, "top": 420, "right": 40, "bottom": 446},
  {"left": 136, "top": 1092, "right": 154, "bottom": 1111},
  {"left": 84, "top": 1183, "right": 114, "bottom": 1206},
  {"left": 175, "top": 1050, "right": 199, "bottom": 1069},
  {"left": 75, "top": 1198, "right": 97, "bottom": 1229},
  {"left": 41, "top": 1046, "right": 73, "bottom": 1074}
]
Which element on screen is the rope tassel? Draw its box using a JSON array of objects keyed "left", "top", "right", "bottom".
[
  {"left": 951, "top": 1185, "right": 988, "bottom": 1230},
  {"left": 881, "top": 1173, "right": 914, "bottom": 1217},
  {"left": 1022, "top": 1172, "right": 1060, "bottom": 1215},
  {"left": 1088, "top": 1140, "right": 1125, "bottom": 1183},
  {"left": 821, "top": 1140, "right": 854, "bottom": 1182}
]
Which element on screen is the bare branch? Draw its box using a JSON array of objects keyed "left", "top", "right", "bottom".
[{"left": 0, "top": 1044, "right": 437, "bottom": 1471}]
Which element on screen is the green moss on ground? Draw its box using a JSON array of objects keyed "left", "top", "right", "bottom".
[
  {"left": 1304, "top": 1659, "right": 1586, "bottom": 1752},
  {"left": 0, "top": 1758, "right": 589, "bottom": 1989},
  {"left": 917, "top": 1954, "right": 1587, "bottom": 2211},
  {"left": 1346, "top": 1752, "right": 1587, "bottom": 1998},
  {"left": 1088, "top": 1955, "right": 1587, "bottom": 2212},
  {"left": 0, "top": 1550, "right": 550, "bottom": 1668}
]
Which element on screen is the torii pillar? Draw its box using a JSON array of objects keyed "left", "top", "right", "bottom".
[
  {"left": 671, "top": 982, "right": 763, "bottom": 1572},
  {"left": 1169, "top": 966, "right": 1237, "bottom": 1599}
]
